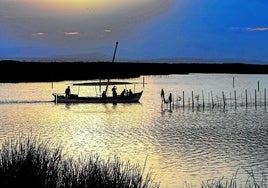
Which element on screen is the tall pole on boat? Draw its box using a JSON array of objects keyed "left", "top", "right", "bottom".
[
  {"left": 105, "top": 41, "right": 119, "bottom": 93},
  {"left": 112, "top": 41, "right": 119, "bottom": 63}
]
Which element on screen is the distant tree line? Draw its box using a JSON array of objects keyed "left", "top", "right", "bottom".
[{"left": 0, "top": 60, "right": 268, "bottom": 82}]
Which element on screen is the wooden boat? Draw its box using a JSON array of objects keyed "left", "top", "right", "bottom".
[
  {"left": 52, "top": 41, "right": 143, "bottom": 104},
  {"left": 52, "top": 81, "right": 143, "bottom": 104},
  {"left": 52, "top": 91, "right": 143, "bottom": 103}
]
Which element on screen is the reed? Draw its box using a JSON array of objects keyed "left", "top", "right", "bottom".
[
  {"left": 0, "top": 135, "right": 160, "bottom": 188},
  {"left": 61, "top": 154, "right": 158, "bottom": 188},
  {"left": 201, "top": 169, "right": 267, "bottom": 188},
  {"left": 0, "top": 135, "right": 267, "bottom": 188},
  {"left": 0, "top": 135, "right": 62, "bottom": 187}
]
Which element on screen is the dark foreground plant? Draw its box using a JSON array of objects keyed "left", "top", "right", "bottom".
[
  {"left": 62, "top": 154, "right": 157, "bottom": 188},
  {"left": 201, "top": 169, "right": 267, "bottom": 188},
  {"left": 0, "top": 135, "right": 62, "bottom": 188},
  {"left": 0, "top": 135, "right": 160, "bottom": 188},
  {"left": 0, "top": 135, "right": 267, "bottom": 188}
]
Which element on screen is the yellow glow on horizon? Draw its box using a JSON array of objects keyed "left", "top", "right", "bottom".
[{"left": 23, "top": 0, "right": 148, "bottom": 14}]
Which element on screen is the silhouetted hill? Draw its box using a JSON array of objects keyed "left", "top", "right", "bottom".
[{"left": 0, "top": 60, "right": 268, "bottom": 82}]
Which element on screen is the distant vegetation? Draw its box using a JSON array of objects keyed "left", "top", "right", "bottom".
[
  {"left": 0, "top": 60, "right": 268, "bottom": 82},
  {"left": 0, "top": 135, "right": 267, "bottom": 188}
]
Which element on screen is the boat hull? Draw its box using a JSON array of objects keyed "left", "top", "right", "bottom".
[{"left": 53, "top": 91, "right": 143, "bottom": 103}]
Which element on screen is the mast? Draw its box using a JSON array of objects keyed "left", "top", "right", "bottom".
[
  {"left": 105, "top": 41, "right": 119, "bottom": 93},
  {"left": 112, "top": 41, "right": 119, "bottom": 63}
]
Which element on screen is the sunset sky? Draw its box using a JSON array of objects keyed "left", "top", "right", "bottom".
[{"left": 1, "top": 0, "right": 268, "bottom": 62}]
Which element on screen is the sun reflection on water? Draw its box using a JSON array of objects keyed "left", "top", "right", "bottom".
[{"left": 0, "top": 75, "right": 268, "bottom": 188}]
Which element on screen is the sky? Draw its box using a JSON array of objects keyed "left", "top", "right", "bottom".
[{"left": 1, "top": 0, "right": 268, "bottom": 62}]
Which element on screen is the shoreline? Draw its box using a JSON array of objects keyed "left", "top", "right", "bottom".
[{"left": 1, "top": 60, "right": 268, "bottom": 83}]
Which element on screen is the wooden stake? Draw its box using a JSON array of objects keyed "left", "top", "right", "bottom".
[
  {"left": 222, "top": 91, "right": 226, "bottom": 108},
  {"left": 169, "top": 93, "right": 172, "bottom": 111},
  {"left": 192, "top": 91, "right": 194, "bottom": 109},
  {"left": 234, "top": 90, "right": 237, "bottom": 109},
  {"left": 202, "top": 90, "right": 205, "bottom": 109},
  {"left": 245, "top": 89, "right": 248, "bottom": 108},
  {"left": 250, "top": 92, "right": 252, "bottom": 106},
  {"left": 183, "top": 91, "right": 185, "bottom": 109},
  {"left": 182, "top": 91, "right": 184, "bottom": 109},
  {"left": 188, "top": 97, "right": 190, "bottom": 108},
  {"left": 211, "top": 91, "right": 214, "bottom": 108},
  {"left": 260, "top": 91, "right": 262, "bottom": 106},
  {"left": 255, "top": 89, "right": 257, "bottom": 108},
  {"left": 173, "top": 93, "right": 175, "bottom": 110},
  {"left": 265, "top": 88, "right": 267, "bottom": 108}
]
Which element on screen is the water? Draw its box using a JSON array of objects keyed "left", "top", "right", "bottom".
[{"left": 0, "top": 74, "right": 268, "bottom": 188}]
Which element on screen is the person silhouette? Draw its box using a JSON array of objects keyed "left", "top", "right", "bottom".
[
  {"left": 102, "top": 90, "right": 107, "bottom": 99},
  {"left": 128, "top": 89, "right": 133, "bottom": 96},
  {"left": 112, "top": 86, "right": 117, "bottom": 97},
  {"left": 65, "top": 86, "right": 71, "bottom": 98},
  {"left": 161, "top": 88, "right": 165, "bottom": 102},
  {"left": 120, "top": 89, "right": 126, "bottom": 97}
]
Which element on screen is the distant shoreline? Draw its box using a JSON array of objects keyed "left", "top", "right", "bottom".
[{"left": 1, "top": 60, "right": 268, "bottom": 83}]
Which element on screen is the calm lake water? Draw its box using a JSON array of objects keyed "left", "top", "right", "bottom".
[{"left": 0, "top": 74, "right": 268, "bottom": 188}]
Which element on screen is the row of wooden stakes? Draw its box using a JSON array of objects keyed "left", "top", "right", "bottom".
[{"left": 161, "top": 88, "right": 267, "bottom": 111}]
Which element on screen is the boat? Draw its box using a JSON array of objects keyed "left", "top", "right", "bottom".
[
  {"left": 52, "top": 81, "right": 143, "bottom": 103},
  {"left": 52, "top": 41, "right": 143, "bottom": 104}
]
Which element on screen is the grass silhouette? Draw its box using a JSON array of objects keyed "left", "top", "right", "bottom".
[
  {"left": 0, "top": 135, "right": 267, "bottom": 188},
  {"left": 0, "top": 135, "right": 159, "bottom": 188}
]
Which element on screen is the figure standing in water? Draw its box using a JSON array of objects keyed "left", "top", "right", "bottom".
[{"left": 161, "top": 88, "right": 165, "bottom": 103}]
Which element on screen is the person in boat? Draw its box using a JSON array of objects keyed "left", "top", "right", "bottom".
[
  {"left": 65, "top": 86, "right": 71, "bottom": 98},
  {"left": 120, "top": 89, "right": 126, "bottom": 97},
  {"left": 102, "top": 90, "right": 107, "bottom": 99},
  {"left": 128, "top": 89, "right": 133, "bottom": 96},
  {"left": 112, "top": 86, "right": 117, "bottom": 98}
]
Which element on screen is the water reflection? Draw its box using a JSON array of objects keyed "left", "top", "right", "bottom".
[{"left": 0, "top": 74, "right": 267, "bottom": 188}]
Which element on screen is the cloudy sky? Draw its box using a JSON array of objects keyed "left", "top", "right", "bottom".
[{"left": 1, "top": 0, "right": 268, "bottom": 61}]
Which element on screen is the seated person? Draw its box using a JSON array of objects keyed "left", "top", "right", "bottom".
[
  {"left": 120, "top": 89, "right": 126, "bottom": 97},
  {"left": 102, "top": 91, "right": 107, "bottom": 99},
  {"left": 128, "top": 89, "right": 133, "bottom": 96}
]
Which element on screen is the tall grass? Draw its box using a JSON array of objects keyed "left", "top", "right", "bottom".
[
  {"left": 0, "top": 135, "right": 160, "bottom": 188},
  {"left": 201, "top": 169, "right": 267, "bottom": 188},
  {"left": 0, "top": 135, "right": 267, "bottom": 188}
]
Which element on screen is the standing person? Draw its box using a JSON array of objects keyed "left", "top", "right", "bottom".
[
  {"left": 112, "top": 86, "right": 117, "bottom": 97},
  {"left": 65, "top": 86, "right": 71, "bottom": 98},
  {"left": 161, "top": 88, "right": 165, "bottom": 103}
]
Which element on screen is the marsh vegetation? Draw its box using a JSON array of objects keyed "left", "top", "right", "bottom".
[
  {"left": 0, "top": 135, "right": 266, "bottom": 188},
  {"left": 0, "top": 135, "right": 159, "bottom": 188}
]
